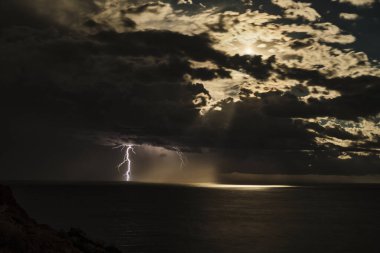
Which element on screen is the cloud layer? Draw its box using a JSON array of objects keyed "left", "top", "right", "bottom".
[{"left": 1, "top": 0, "right": 379, "bottom": 178}]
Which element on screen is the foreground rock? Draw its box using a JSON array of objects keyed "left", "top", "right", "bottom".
[{"left": 0, "top": 185, "right": 121, "bottom": 253}]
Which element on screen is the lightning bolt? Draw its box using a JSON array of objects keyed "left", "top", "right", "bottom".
[
  {"left": 115, "top": 144, "right": 136, "bottom": 181},
  {"left": 174, "top": 147, "right": 186, "bottom": 170}
]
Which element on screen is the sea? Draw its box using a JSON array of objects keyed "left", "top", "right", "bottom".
[{"left": 8, "top": 182, "right": 380, "bottom": 253}]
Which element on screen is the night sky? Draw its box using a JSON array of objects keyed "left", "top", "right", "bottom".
[{"left": 1, "top": 0, "right": 380, "bottom": 182}]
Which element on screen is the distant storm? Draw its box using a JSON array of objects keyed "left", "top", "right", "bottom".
[{"left": 0, "top": 0, "right": 379, "bottom": 182}]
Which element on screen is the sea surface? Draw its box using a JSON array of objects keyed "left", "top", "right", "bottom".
[{"left": 8, "top": 182, "right": 380, "bottom": 253}]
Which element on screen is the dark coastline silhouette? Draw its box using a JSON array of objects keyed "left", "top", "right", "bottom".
[{"left": 0, "top": 184, "right": 121, "bottom": 253}]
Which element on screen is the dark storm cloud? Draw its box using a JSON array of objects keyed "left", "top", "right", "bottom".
[
  {"left": 0, "top": 8, "right": 242, "bottom": 155},
  {"left": 277, "top": 67, "right": 380, "bottom": 119},
  {"left": 93, "top": 30, "right": 226, "bottom": 64},
  {"left": 184, "top": 92, "right": 379, "bottom": 151},
  {"left": 0, "top": 0, "right": 99, "bottom": 29},
  {"left": 0, "top": 23, "right": 275, "bottom": 135},
  {"left": 257, "top": 88, "right": 380, "bottom": 120},
  {"left": 0, "top": 29, "right": 212, "bottom": 132},
  {"left": 1, "top": 0, "right": 379, "bottom": 179},
  {"left": 215, "top": 149, "right": 380, "bottom": 176}
]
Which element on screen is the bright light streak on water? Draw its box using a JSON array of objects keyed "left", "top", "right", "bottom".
[{"left": 189, "top": 183, "right": 295, "bottom": 189}]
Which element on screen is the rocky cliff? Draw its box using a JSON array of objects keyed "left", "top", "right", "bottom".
[{"left": 0, "top": 185, "right": 121, "bottom": 253}]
